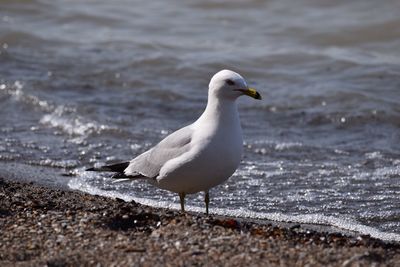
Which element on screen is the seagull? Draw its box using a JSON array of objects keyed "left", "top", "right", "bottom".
[{"left": 87, "top": 70, "right": 261, "bottom": 214}]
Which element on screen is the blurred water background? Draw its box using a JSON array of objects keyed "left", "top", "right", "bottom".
[{"left": 1, "top": 0, "right": 399, "bottom": 241}]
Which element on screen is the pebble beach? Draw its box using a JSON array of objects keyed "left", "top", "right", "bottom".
[{"left": 1, "top": 178, "right": 399, "bottom": 267}]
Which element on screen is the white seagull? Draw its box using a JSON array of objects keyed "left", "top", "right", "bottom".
[{"left": 87, "top": 70, "right": 261, "bottom": 214}]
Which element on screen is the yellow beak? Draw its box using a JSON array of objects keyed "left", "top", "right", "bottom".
[{"left": 238, "top": 88, "right": 262, "bottom": 100}]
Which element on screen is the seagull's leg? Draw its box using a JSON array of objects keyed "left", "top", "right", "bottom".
[
  {"left": 179, "top": 192, "right": 186, "bottom": 212},
  {"left": 205, "top": 191, "right": 210, "bottom": 215}
]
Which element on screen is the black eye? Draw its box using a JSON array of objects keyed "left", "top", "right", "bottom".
[{"left": 225, "top": 79, "right": 235, "bottom": 86}]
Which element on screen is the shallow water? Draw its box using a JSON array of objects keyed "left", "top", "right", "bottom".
[{"left": 1, "top": 0, "right": 400, "bottom": 241}]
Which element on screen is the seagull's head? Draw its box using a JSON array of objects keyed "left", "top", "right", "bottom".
[{"left": 208, "top": 69, "right": 261, "bottom": 101}]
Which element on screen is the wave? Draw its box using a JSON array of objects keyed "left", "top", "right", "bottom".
[
  {"left": 28, "top": 158, "right": 79, "bottom": 169},
  {"left": 0, "top": 81, "right": 54, "bottom": 111},
  {"left": 0, "top": 80, "right": 122, "bottom": 138},
  {"left": 39, "top": 105, "right": 117, "bottom": 137},
  {"left": 68, "top": 172, "right": 400, "bottom": 243}
]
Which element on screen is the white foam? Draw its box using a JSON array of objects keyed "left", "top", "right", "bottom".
[
  {"left": 274, "top": 142, "right": 303, "bottom": 151},
  {"left": 374, "top": 166, "right": 400, "bottom": 176},
  {"left": 33, "top": 158, "right": 79, "bottom": 168},
  {"left": 220, "top": 210, "right": 400, "bottom": 243},
  {"left": 40, "top": 105, "right": 116, "bottom": 137},
  {"left": 250, "top": 139, "right": 304, "bottom": 152},
  {"left": 1, "top": 81, "right": 117, "bottom": 138},
  {"left": 3, "top": 81, "right": 54, "bottom": 111},
  {"left": 365, "top": 151, "right": 384, "bottom": 160}
]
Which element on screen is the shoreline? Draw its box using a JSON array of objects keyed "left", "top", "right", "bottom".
[{"left": 1, "top": 178, "right": 399, "bottom": 266}]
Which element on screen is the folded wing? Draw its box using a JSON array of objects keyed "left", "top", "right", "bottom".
[{"left": 124, "top": 125, "right": 193, "bottom": 179}]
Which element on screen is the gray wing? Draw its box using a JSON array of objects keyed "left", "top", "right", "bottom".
[{"left": 124, "top": 125, "right": 193, "bottom": 178}]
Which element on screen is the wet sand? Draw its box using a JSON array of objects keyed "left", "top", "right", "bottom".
[{"left": 1, "top": 178, "right": 399, "bottom": 266}]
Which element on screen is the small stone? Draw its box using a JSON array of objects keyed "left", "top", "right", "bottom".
[{"left": 56, "top": 235, "right": 65, "bottom": 243}]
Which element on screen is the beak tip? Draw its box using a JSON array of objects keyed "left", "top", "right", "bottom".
[{"left": 238, "top": 88, "right": 262, "bottom": 100}]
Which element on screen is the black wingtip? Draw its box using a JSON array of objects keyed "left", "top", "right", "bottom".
[
  {"left": 111, "top": 172, "right": 128, "bottom": 179},
  {"left": 86, "top": 167, "right": 95, "bottom": 171},
  {"left": 85, "top": 162, "right": 130, "bottom": 173}
]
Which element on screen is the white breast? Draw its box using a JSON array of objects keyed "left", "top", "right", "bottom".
[{"left": 156, "top": 101, "right": 243, "bottom": 194}]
